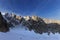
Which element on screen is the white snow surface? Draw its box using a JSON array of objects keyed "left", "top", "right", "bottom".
[{"left": 0, "top": 26, "right": 60, "bottom": 40}]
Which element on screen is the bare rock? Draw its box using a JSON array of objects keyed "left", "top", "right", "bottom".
[{"left": 0, "top": 12, "right": 9, "bottom": 32}]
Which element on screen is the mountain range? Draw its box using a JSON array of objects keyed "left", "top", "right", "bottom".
[{"left": 0, "top": 12, "right": 60, "bottom": 35}]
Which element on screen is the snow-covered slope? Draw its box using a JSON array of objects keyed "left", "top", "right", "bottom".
[{"left": 0, "top": 26, "right": 60, "bottom": 40}]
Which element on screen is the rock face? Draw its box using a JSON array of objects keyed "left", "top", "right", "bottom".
[{"left": 0, "top": 12, "right": 9, "bottom": 32}]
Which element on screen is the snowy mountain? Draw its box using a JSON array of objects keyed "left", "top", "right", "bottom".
[
  {"left": 0, "top": 12, "right": 60, "bottom": 35},
  {"left": 1, "top": 12, "right": 60, "bottom": 40},
  {"left": 0, "top": 12, "right": 58, "bottom": 35}
]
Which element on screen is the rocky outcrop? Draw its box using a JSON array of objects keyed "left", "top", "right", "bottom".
[{"left": 0, "top": 12, "right": 9, "bottom": 32}]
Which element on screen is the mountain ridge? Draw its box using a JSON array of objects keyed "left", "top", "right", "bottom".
[
  {"left": 0, "top": 12, "right": 60, "bottom": 35},
  {"left": 4, "top": 13, "right": 60, "bottom": 25}
]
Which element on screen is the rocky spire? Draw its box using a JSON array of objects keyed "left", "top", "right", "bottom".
[{"left": 0, "top": 12, "right": 9, "bottom": 32}]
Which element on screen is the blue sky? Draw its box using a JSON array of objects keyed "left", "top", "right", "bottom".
[{"left": 0, "top": 0, "right": 60, "bottom": 19}]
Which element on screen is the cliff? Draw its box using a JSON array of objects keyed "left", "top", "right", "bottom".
[{"left": 0, "top": 12, "right": 9, "bottom": 32}]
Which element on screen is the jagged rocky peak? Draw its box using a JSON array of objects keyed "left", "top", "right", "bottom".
[
  {"left": 4, "top": 13, "right": 45, "bottom": 24},
  {"left": 31, "top": 16, "right": 39, "bottom": 21},
  {"left": 23, "top": 16, "right": 31, "bottom": 21},
  {"left": 5, "top": 13, "right": 22, "bottom": 20},
  {"left": 4, "top": 13, "right": 41, "bottom": 22},
  {"left": 4, "top": 13, "right": 60, "bottom": 25},
  {"left": 16, "top": 15, "right": 22, "bottom": 20},
  {"left": 5, "top": 13, "right": 16, "bottom": 18},
  {"left": 4, "top": 13, "right": 8, "bottom": 17},
  {"left": 4, "top": 13, "right": 11, "bottom": 18},
  {"left": 0, "top": 12, "right": 9, "bottom": 32},
  {"left": 10, "top": 13, "right": 16, "bottom": 18}
]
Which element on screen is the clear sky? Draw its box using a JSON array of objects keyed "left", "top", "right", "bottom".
[{"left": 0, "top": 0, "right": 60, "bottom": 19}]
